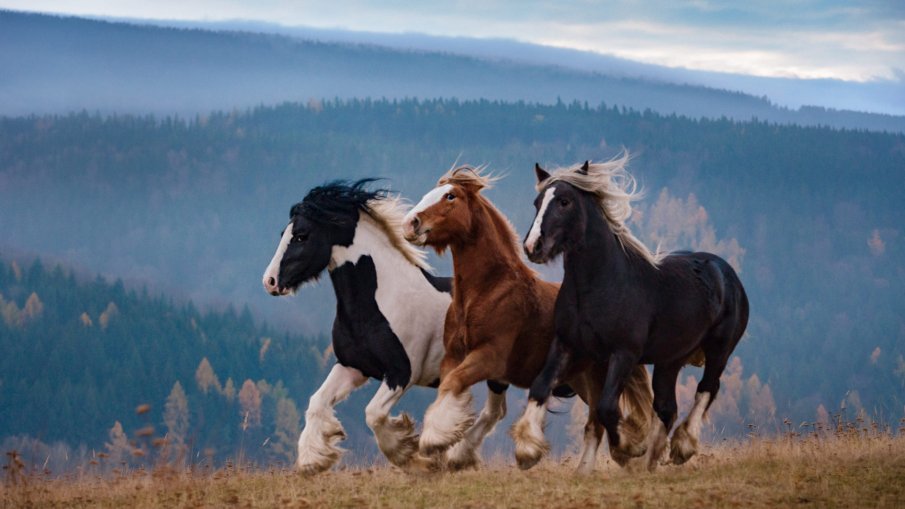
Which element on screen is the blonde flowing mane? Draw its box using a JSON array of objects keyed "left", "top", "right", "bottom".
[
  {"left": 437, "top": 164, "right": 500, "bottom": 189},
  {"left": 366, "top": 196, "right": 431, "bottom": 270},
  {"left": 438, "top": 164, "right": 526, "bottom": 258},
  {"left": 538, "top": 152, "right": 664, "bottom": 267}
]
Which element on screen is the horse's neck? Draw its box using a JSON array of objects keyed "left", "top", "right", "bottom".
[
  {"left": 450, "top": 200, "right": 526, "bottom": 290},
  {"left": 563, "top": 206, "right": 638, "bottom": 289},
  {"left": 329, "top": 214, "right": 425, "bottom": 298}
]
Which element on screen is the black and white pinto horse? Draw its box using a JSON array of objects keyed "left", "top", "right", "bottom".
[
  {"left": 515, "top": 155, "right": 749, "bottom": 468},
  {"left": 262, "top": 180, "right": 508, "bottom": 473}
]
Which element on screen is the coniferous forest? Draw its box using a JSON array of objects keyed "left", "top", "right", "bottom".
[{"left": 1, "top": 98, "right": 903, "bottom": 472}]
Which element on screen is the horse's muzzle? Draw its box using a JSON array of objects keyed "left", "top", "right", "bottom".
[
  {"left": 524, "top": 239, "right": 552, "bottom": 264},
  {"left": 403, "top": 215, "right": 430, "bottom": 245},
  {"left": 262, "top": 275, "right": 290, "bottom": 296}
]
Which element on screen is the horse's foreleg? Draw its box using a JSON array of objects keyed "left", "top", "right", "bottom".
[
  {"left": 598, "top": 349, "right": 648, "bottom": 462},
  {"left": 419, "top": 350, "right": 494, "bottom": 456},
  {"left": 364, "top": 382, "right": 419, "bottom": 468},
  {"left": 446, "top": 381, "right": 509, "bottom": 471},
  {"left": 512, "top": 337, "right": 572, "bottom": 470},
  {"left": 296, "top": 364, "right": 367, "bottom": 475}
]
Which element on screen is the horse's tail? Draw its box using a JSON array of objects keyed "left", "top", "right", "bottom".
[{"left": 619, "top": 365, "right": 654, "bottom": 445}]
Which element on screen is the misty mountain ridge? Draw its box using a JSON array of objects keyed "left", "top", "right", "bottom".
[
  {"left": 1, "top": 9, "right": 904, "bottom": 133},
  {"left": 147, "top": 17, "right": 905, "bottom": 116}
]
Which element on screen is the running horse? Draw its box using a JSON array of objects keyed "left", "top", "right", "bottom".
[
  {"left": 515, "top": 154, "right": 749, "bottom": 468},
  {"left": 403, "top": 167, "right": 653, "bottom": 473},
  {"left": 262, "top": 179, "right": 508, "bottom": 473}
]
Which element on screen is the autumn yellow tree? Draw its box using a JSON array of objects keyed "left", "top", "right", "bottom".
[
  {"left": 164, "top": 381, "right": 190, "bottom": 447},
  {"left": 270, "top": 397, "right": 301, "bottom": 464},
  {"left": 238, "top": 379, "right": 262, "bottom": 429},
  {"left": 104, "top": 421, "right": 131, "bottom": 469},
  {"left": 634, "top": 188, "right": 745, "bottom": 272},
  {"left": 194, "top": 357, "right": 221, "bottom": 395}
]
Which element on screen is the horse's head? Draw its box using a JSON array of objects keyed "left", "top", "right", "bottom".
[
  {"left": 524, "top": 162, "right": 591, "bottom": 264},
  {"left": 403, "top": 166, "right": 491, "bottom": 251},
  {"left": 262, "top": 179, "right": 381, "bottom": 296}
]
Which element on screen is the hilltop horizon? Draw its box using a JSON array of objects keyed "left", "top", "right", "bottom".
[{"left": 2, "top": 9, "right": 904, "bottom": 133}]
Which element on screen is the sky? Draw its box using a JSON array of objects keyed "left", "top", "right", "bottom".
[{"left": 2, "top": 0, "right": 904, "bottom": 83}]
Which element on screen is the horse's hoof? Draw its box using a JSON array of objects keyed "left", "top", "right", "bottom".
[
  {"left": 296, "top": 460, "right": 333, "bottom": 476},
  {"left": 669, "top": 424, "right": 698, "bottom": 465},
  {"left": 574, "top": 464, "right": 595, "bottom": 476},
  {"left": 446, "top": 442, "right": 480, "bottom": 471},
  {"left": 380, "top": 414, "right": 420, "bottom": 467},
  {"left": 510, "top": 409, "right": 549, "bottom": 470},
  {"left": 419, "top": 434, "right": 452, "bottom": 456},
  {"left": 403, "top": 452, "right": 444, "bottom": 475},
  {"left": 419, "top": 393, "right": 474, "bottom": 456},
  {"left": 515, "top": 450, "right": 543, "bottom": 470}
]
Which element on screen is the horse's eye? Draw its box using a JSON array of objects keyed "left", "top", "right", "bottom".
[
  {"left": 445, "top": 193, "right": 455, "bottom": 201},
  {"left": 559, "top": 198, "right": 570, "bottom": 207},
  {"left": 292, "top": 233, "right": 308, "bottom": 243}
]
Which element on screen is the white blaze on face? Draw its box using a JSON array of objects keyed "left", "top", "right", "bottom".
[
  {"left": 263, "top": 221, "right": 293, "bottom": 293},
  {"left": 525, "top": 187, "right": 555, "bottom": 254},
  {"left": 404, "top": 184, "right": 453, "bottom": 226}
]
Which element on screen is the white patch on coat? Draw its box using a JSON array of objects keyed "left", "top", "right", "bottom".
[
  {"left": 263, "top": 221, "right": 293, "bottom": 294},
  {"left": 331, "top": 212, "right": 451, "bottom": 386},
  {"left": 525, "top": 187, "right": 555, "bottom": 254}
]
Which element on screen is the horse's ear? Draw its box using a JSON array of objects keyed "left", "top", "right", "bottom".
[
  {"left": 535, "top": 163, "right": 550, "bottom": 184},
  {"left": 578, "top": 160, "right": 590, "bottom": 175}
]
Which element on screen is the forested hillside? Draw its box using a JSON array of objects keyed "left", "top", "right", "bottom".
[
  {"left": 0, "top": 257, "right": 338, "bottom": 471},
  {"left": 2, "top": 10, "right": 904, "bottom": 133},
  {"left": 1, "top": 99, "right": 903, "bottom": 469}
]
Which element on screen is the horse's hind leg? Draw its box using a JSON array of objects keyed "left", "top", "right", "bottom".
[
  {"left": 571, "top": 373, "right": 604, "bottom": 475},
  {"left": 625, "top": 363, "right": 680, "bottom": 471},
  {"left": 597, "top": 349, "right": 648, "bottom": 462},
  {"left": 670, "top": 333, "right": 736, "bottom": 464},
  {"left": 447, "top": 381, "right": 509, "bottom": 471},
  {"left": 365, "top": 381, "right": 419, "bottom": 468},
  {"left": 297, "top": 364, "right": 368, "bottom": 475}
]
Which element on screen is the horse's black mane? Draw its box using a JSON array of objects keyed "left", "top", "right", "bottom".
[{"left": 292, "top": 178, "right": 388, "bottom": 224}]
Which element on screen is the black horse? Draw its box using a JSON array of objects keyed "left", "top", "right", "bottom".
[{"left": 516, "top": 156, "right": 749, "bottom": 467}]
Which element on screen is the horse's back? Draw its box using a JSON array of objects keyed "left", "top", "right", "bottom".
[{"left": 660, "top": 251, "right": 748, "bottom": 338}]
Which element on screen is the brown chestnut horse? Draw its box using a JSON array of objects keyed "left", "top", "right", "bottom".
[{"left": 403, "top": 166, "right": 653, "bottom": 472}]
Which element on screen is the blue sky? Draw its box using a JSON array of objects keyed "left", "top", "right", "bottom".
[{"left": 2, "top": 0, "right": 903, "bottom": 82}]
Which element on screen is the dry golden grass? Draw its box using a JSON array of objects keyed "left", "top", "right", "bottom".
[{"left": 3, "top": 433, "right": 904, "bottom": 508}]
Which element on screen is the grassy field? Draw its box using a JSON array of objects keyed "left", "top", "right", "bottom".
[{"left": 3, "top": 432, "right": 904, "bottom": 508}]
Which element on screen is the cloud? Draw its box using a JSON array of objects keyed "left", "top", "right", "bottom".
[{"left": 1, "top": 0, "right": 903, "bottom": 81}]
